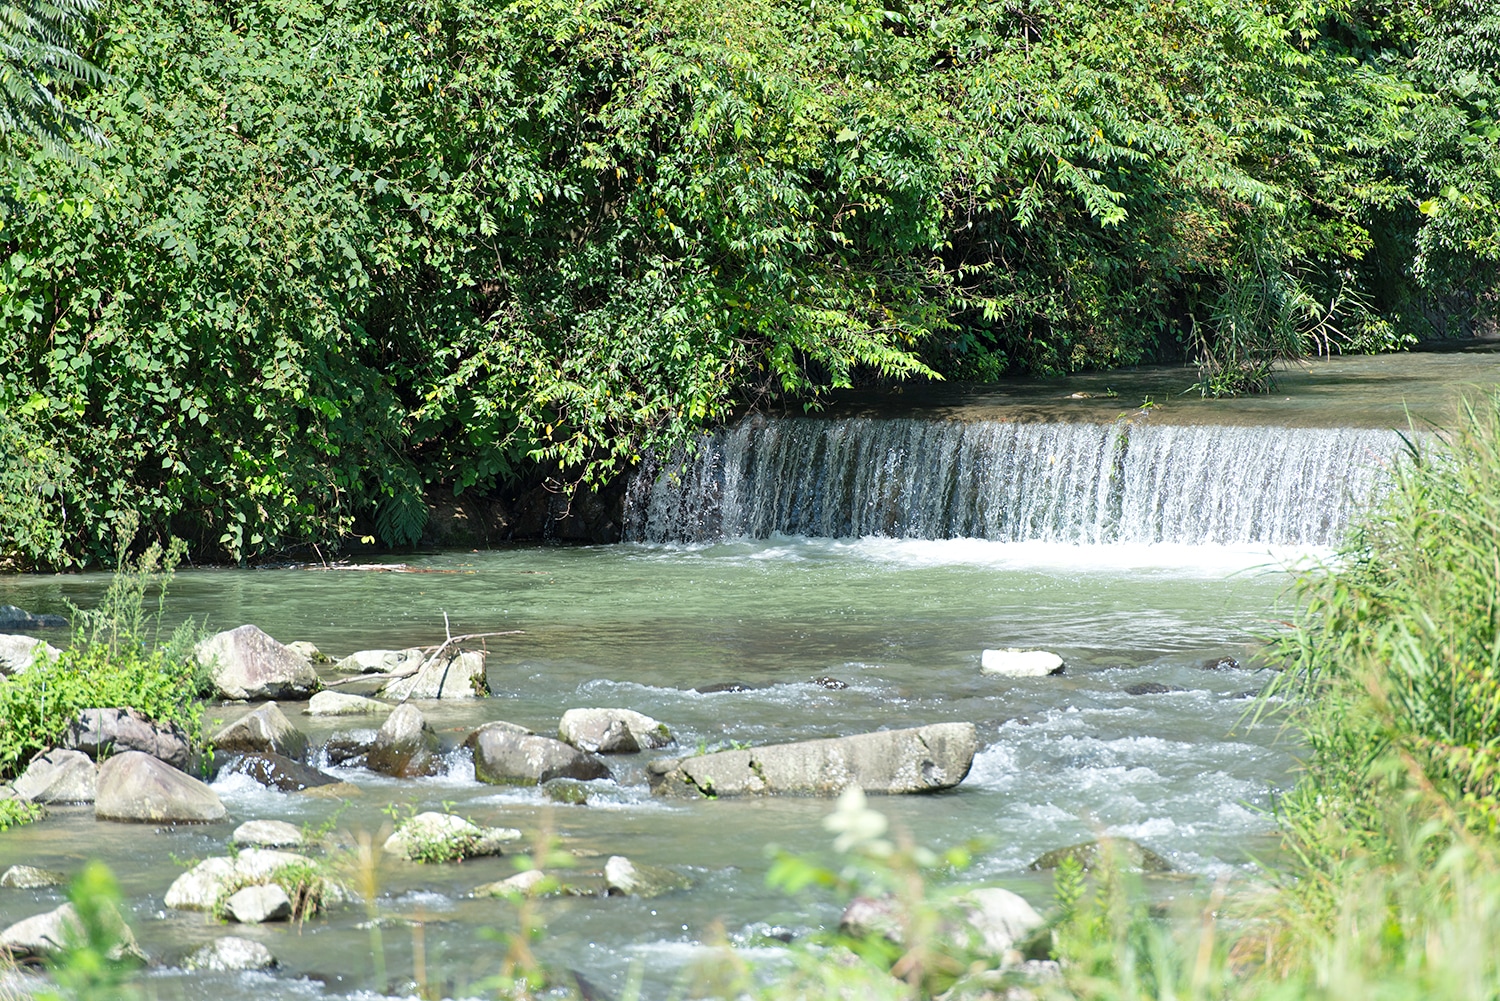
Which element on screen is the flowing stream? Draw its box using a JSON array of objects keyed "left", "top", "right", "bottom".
[{"left": 3, "top": 352, "right": 1497, "bottom": 1001}]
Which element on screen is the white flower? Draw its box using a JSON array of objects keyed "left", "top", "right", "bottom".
[{"left": 823, "top": 786, "right": 892, "bottom": 856}]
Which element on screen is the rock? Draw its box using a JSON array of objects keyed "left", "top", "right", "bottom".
[
  {"left": 212, "top": 703, "right": 310, "bottom": 760},
  {"left": 366, "top": 704, "right": 441, "bottom": 778},
  {"left": 165, "top": 849, "right": 314, "bottom": 910},
  {"left": 299, "top": 781, "right": 364, "bottom": 799},
  {"left": 0, "top": 606, "right": 67, "bottom": 630},
  {"left": 382, "top": 812, "right": 521, "bottom": 862},
  {"left": 839, "top": 895, "right": 902, "bottom": 943},
  {"left": 306, "top": 691, "right": 394, "bottom": 717},
  {"left": 195, "top": 625, "right": 320, "bottom": 701},
  {"left": 1200, "top": 656, "right": 1242, "bottom": 671},
  {"left": 13, "top": 749, "right": 97, "bottom": 804},
  {"left": 558, "top": 708, "right": 673, "bottom": 754},
  {"left": 217, "top": 753, "right": 339, "bottom": 792},
  {"left": 0, "top": 902, "right": 143, "bottom": 962},
  {"left": 323, "top": 729, "right": 379, "bottom": 767},
  {"left": 603, "top": 856, "right": 690, "bottom": 898},
  {"left": 1124, "top": 682, "right": 1181, "bottom": 696},
  {"left": 333, "top": 648, "right": 426, "bottom": 675},
  {"left": 224, "top": 884, "right": 292, "bottom": 924},
  {"left": 378, "top": 650, "right": 488, "bottom": 700},
  {"left": 542, "top": 779, "right": 590, "bottom": 805},
  {"left": 980, "top": 649, "right": 1064, "bottom": 677},
  {"left": 0, "top": 866, "right": 66, "bottom": 889},
  {"left": 184, "top": 936, "right": 277, "bottom": 971},
  {"left": 231, "top": 820, "right": 303, "bottom": 849},
  {"left": 473, "top": 869, "right": 549, "bottom": 898},
  {"left": 960, "top": 888, "right": 1045, "bottom": 957},
  {"left": 285, "top": 641, "right": 330, "bottom": 664},
  {"left": 649, "top": 722, "right": 977, "bottom": 799},
  {"left": 693, "top": 681, "right": 769, "bottom": 693},
  {"left": 94, "top": 751, "right": 226, "bottom": 823},
  {"left": 1029, "top": 838, "right": 1173, "bottom": 874},
  {"left": 466, "top": 726, "right": 611, "bottom": 786},
  {"left": 62, "top": 708, "right": 192, "bottom": 769},
  {"left": 813, "top": 676, "right": 849, "bottom": 690},
  {"left": 0, "top": 634, "right": 60, "bottom": 676}
]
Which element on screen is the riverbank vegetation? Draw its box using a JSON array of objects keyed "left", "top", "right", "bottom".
[{"left": 2, "top": 0, "right": 1498, "bottom": 567}]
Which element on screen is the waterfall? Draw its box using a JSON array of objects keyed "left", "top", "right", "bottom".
[{"left": 622, "top": 417, "right": 1401, "bottom": 546}]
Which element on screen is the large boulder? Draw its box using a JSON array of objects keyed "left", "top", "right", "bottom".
[
  {"left": 184, "top": 936, "right": 276, "bottom": 972},
  {"left": 649, "top": 723, "right": 976, "bottom": 799},
  {"left": 323, "top": 729, "right": 379, "bottom": 767},
  {"left": 216, "top": 753, "right": 340, "bottom": 792},
  {"left": 94, "top": 751, "right": 226, "bottom": 823},
  {"left": 465, "top": 725, "right": 611, "bottom": 786},
  {"left": 559, "top": 708, "right": 673, "bottom": 754},
  {"left": 164, "top": 849, "right": 313, "bottom": 911},
  {"left": 13, "top": 749, "right": 97, "bottom": 804},
  {"left": 0, "top": 606, "right": 66, "bottom": 630},
  {"left": 195, "top": 625, "right": 320, "bottom": 701},
  {"left": 333, "top": 648, "right": 425, "bottom": 675},
  {"left": 0, "top": 634, "right": 60, "bottom": 676},
  {"left": 980, "top": 649, "right": 1064, "bottom": 677},
  {"left": 365, "top": 704, "right": 441, "bottom": 778},
  {"left": 0, "top": 902, "right": 144, "bottom": 962},
  {"left": 305, "top": 691, "right": 394, "bottom": 717},
  {"left": 1029, "top": 838, "right": 1173, "bottom": 874},
  {"left": 382, "top": 812, "right": 521, "bottom": 862},
  {"left": 63, "top": 708, "right": 191, "bottom": 769},
  {"left": 0, "top": 866, "right": 66, "bottom": 889},
  {"left": 212, "top": 703, "right": 310, "bottom": 760},
  {"left": 378, "top": 650, "right": 488, "bottom": 700}
]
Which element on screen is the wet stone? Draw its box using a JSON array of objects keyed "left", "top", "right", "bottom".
[{"left": 0, "top": 867, "right": 67, "bottom": 890}]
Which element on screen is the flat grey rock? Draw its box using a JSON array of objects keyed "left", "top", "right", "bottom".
[
  {"left": 195, "top": 625, "right": 319, "bottom": 701},
  {"left": 305, "top": 691, "right": 394, "bottom": 716},
  {"left": 333, "top": 648, "right": 425, "bottom": 675},
  {"left": 0, "top": 866, "right": 66, "bottom": 889},
  {"left": 184, "top": 935, "right": 276, "bottom": 971},
  {"left": 94, "top": 751, "right": 226, "bottom": 823},
  {"left": 13, "top": 749, "right": 97, "bottom": 804},
  {"left": 0, "top": 606, "right": 67, "bottom": 630},
  {"left": 980, "top": 649, "right": 1064, "bottom": 677},
  {"left": 466, "top": 726, "right": 610, "bottom": 786},
  {"left": 559, "top": 708, "right": 673, "bottom": 753},
  {"left": 223, "top": 884, "right": 292, "bottom": 923},
  {"left": 649, "top": 723, "right": 977, "bottom": 798},
  {"left": 1029, "top": 838, "right": 1173, "bottom": 873},
  {"left": 231, "top": 820, "right": 303, "bottom": 849},
  {"left": 378, "top": 650, "right": 488, "bottom": 700}
]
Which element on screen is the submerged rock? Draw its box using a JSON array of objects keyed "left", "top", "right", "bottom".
[
  {"left": 466, "top": 725, "right": 611, "bottom": 786},
  {"left": 333, "top": 648, "right": 425, "bottom": 675},
  {"left": 231, "top": 819, "right": 304, "bottom": 849},
  {"left": 366, "top": 705, "right": 441, "bottom": 778},
  {"left": 217, "top": 753, "right": 340, "bottom": 792},
  {"left": 980, "top": 649, "right": 1064, "bottom": 677},
  {"left": 1029, "top": 838, "right": 1173, "bottom": 874},
  {"left": 196, "top": 625, "right": 320, "bottom": 701},
  {"left": 693, "top": 681, "right": 769, "bottom": 694},
  {"left": 165, "top": 849, "right": 314, "bottom": 911},
  {"left": 603, "top": 856, "right": 690, "bottom": 898},
  {"left": 542, "top": 779, "right": 590, "bottom": 805},
  {"left": 306, "top": 691, "right": 394, "bottom": 717},
  {"left": 0, "top": 901, "right": 143, "bottom": 962},
  {"left": 558, "top": 708, "right": 673, "bottom": 754},
  {"left": 382, "top": 812, "right": 521, "bottom": 862},
  {"left": 648, "top": 722, "right": 977, "bottom": 799},
  {"left": 1200, "top": 655, "right": 1243, "bottom": 671},
  {"left": 95, "top": 752, "right": 226, "bottom": 823},
  {"left": 13, "top": 749, "right": 97, "bottom": 804},
  {"left": 1123, "top": 682, "right": 1181, "bottom": 696},
  {"left": 378, "top": 650, "right": 488, "bottom": 700},
  {"left": 0, "top": 866, "right": 66, "bottom": 889},
  {"left": 223, "top": 884, "right": 292, "bottom": 924},
  {"left": 212, "top": 703, "right": 310, "bottom": 760},
  {"left": 473, "top": 869, "right": 549, "bottom": 898},
  {"left": 0, "top": 606, "right": 67, "bottom": 630},
  {"left": 0, "top": 634, "right": 60, "bottom": 676},
  {"left": 185, "top": 936, "right": 276, "bottom": 972},
  {"left": 812, "top": 676, "right": 849, "bottom": 690},
  {"left": 62, "top": 708, "right": 191, "bottom": 769}
]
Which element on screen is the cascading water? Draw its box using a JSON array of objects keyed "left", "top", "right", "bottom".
[{"left": 623, "top": 416, "right": 1402, "bottom": 546}]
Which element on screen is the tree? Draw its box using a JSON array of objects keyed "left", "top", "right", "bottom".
[{"left": 0, "top": 0, "right": 107, "bottom": 155}]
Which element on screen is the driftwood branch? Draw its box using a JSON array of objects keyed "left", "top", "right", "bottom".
[{"left": 322, "top": 630, "right": 523, "bottom": 687}]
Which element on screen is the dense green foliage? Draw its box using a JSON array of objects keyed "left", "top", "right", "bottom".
[
  {"left": 0, "top": 0, "right": 109, "bottom": 154},
  {"left": 1, "top": 0, "right": 1497, "bottom": 567}
]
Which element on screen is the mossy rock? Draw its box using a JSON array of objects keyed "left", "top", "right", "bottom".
[{"left": 1028, "top": 838, "right": 1173, "bottom": 874}]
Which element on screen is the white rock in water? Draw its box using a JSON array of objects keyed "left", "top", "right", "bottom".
[
  {"left": 305, "top": 691, "right": 394, "bottom": 716},
  {"left": 223, "top": 884, "right": 292, "bottom": 924},
  {"left": 231, "top": 819, "right": 303, "bottom": 849},
  {"left": 185, "top": 936, "right": 276, "bottom": 971},
  {"left": 980, "top": 649, "right": 1064, "bottom": 677}
]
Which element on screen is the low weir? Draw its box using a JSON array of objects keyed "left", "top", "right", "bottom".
[{"left": 623, "top": 416, "right": 1402, "bottom": 546}]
